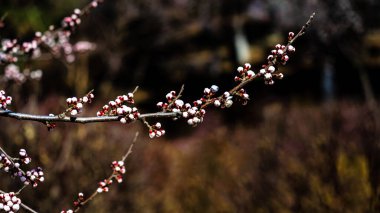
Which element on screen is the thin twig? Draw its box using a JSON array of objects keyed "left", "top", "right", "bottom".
[
  {"left": 122, "top": 132, "right": 139, "bottom": 161},
  {"left": 73, "top": 132, "right": 139, "bottom": 212},
  {"left": 132, "top": 86, "right": 139, "bottom": 94},
  {"left": 15, "top": 185, "right": 28, "bottom": 195}
]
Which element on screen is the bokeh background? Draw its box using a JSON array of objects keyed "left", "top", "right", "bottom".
[{"left": 1, "top": 0, "right": 380, "bottom": 212}]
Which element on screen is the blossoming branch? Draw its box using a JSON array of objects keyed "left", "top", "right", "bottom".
[{"left": 0, "top": 13, "right": 315, "bottom": 138}]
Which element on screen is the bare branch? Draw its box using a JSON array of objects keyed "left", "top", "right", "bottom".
[{"left": 0, "top": 110, "right": 179, "bottom": 124}]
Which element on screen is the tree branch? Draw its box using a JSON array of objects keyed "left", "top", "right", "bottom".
[{"left": 0, "top": 110, "right": 179, "bottom": 124}]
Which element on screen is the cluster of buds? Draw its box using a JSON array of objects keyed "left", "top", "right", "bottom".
[
  {"left": 157, "top": 90, "right": 206, "bottom": 127},
  {"left": 0, "top": 52, "right": 17, "bottom": 64},
  {"left": 90, "top": 0, "right": 101, "bottom": 8},
  {"left": 1, "top": 39, "right": 20, "bottom": 59},
  {"left": 61, "top": 209, "right": 74, "bottom": 213},
  {"left": 234, "top": 63, "right": 256, "bottom": 82},
  {"left": 42, "top": 29, "right": 73, "bottom": 62},
  {"left": 258, "top": 33, "right": 296, "bottom": 85},
  {"left": 213, "top": 91, "right": 234, "bottom": 108},
  {"left": 148, "top": 122, "right": 165, "bottom": 138},
  {"left": 97, "top": 93, "right": 140, "bottom": 124},
  {"left": 97, "top": 179, "right": 113, "bottom": 193},
  {"left": 203, "top": 85, "right": 219, "bottom": 98},
  {"left": 0, "top": 153, "right": 13, "bottom": 172},
  {"left": 45, "top": 114, "right": 57, "bottom": 131},
  {"left": 73, "top": 192, "right": 85, "bottom": 208},
  {"left": 0, "top": 0, "right": 103, "bottom": 65},
  {"left": 111, "top": 161, "right": 126, "bottom": 183},
  {"left": 0, "top": 90, "right": 12, "bottom": 110},
  {"left": 0, "top": 34, "right": 39, "bottom": 64},
  {"left": 0, "top": 192, "right": 21, "bottom": 212},
  {"left": 22, "top": 167, "right": 44, "bottom": 187},
  {"left": 42, "top": 29, "right": 96, "bottom": 63},
  {"left": 156, "top": 90, "right": 182, "bottom": 112},
  {"left": 193, "top": 85, "right": 219, "bottom": 107},
  {"left": 1, "top": 149, "right": 30, "bottom": 173},
  {"left": 157, "top": 89, "right": 210, "bottom": 127},
  {"left": 0, "top": 39, "right": 19, "bottom": 66},
  {"left": 16, "top": 149, "right": 31, "bottom": 165},
  {"left": 235, "top": 88, "right": 250, "bottom": 105},
  {"left": 21, "top": 36, "right": 39, "bottom": 55},
  {"left": 258, "top": 64, "right": 283, "bottom": 86},
  {"left": 2, "top": 64, "right": 43, "bottom": 84},
  {"left": 183, "top": 106, "right": 206, "bottom": 127},
  {"left": 65, "top": 91, "right": 95, "bottom": 116},
  {"left": 0, "top": 149, "right": 44, "bottom": 187},
  {"left": 62, "top": 9, "right": 82, "bottom": 32},
  {"left": 4, "top": 64, "right": 25, "bottom": 83}
]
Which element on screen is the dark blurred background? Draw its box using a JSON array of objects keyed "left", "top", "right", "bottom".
[{"left": 1, "top": 0, "right": 380, "bottom": 212}]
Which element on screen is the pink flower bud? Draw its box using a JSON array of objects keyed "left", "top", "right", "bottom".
[
  {"left": 187, "top": 119, "right": 194, "bottom": 126},
  {"left": 175, "top": 99, "right": 184, "bottom": 107},
  {"left": 204, "top": 88, "right": 211, "bottom": 94},
  {"left": 268, "top": 66, "right": 276, "bottom": 73},
  {"left": 109, "top": 101, "right": 116, "bottom": 106},
  {"left": 247, "top": 70, "right": 255, "bottom": 78},
  {"left": 225, "top": 100, "right": 233, "bottom": 108},
  {"left": 91, "top": 1, "right": 98, "bottom": 8},
  {"left": 210, "top": 85, "right": 219, "bottom": 93},
  {"left": 70, "top": 109, "right": 78, "bottom": 116},
  {"left": 287, "top": 45, "right": 295, "bottom": 52},
  {"left": 115, "top": 99, "right": 122, "bottom": 105},
  {"left": 149, "top": 131, "right": 155, "bottom": 138},
  {"left": 128, "top": 114, "right": 135, "bottom": 120},
  {"left": 76, "top": 102, "right": 83, "bottom": 109},
  {"left": 120, "top": 118, "right": 127, "bottom": 124},
  {"left": 214, "top": 100, "right": 221, "bottom": 107},
  {"left": 166, "top": 93, "right": 173, "bottom": 100},
  {"left": 264, "top": 73, "right": 272, "bottom": 80}
]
